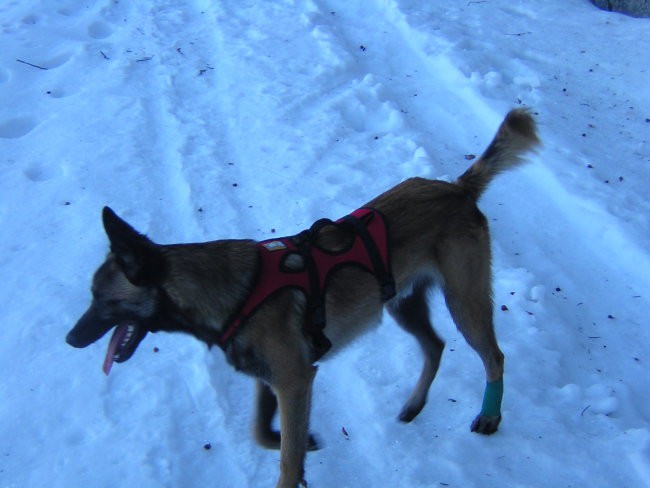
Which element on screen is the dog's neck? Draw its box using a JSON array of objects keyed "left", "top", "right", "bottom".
[{"left": 158, "top": 240, "right": 259, "bottom": 339}]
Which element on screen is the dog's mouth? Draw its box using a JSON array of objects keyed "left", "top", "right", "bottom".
[{"left": 102, "top": 324, "right": 148, "bottom": 375}]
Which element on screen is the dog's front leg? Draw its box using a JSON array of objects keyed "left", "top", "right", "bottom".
[{"left": 272, "top": 365, "right": 317, "bottom": 488}]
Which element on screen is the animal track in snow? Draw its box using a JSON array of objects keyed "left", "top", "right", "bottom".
[
  {"left": 24, "top": 162, "right": 61, "bottom": 182},
  {"left": 46, "top": 86, "right": 71, "bottom": 98},
  {"left": 39, "top": 52, "right": 74, "bottom": 70},
  {"left": 57, "top": 5, "right": 85, "bottom": 17},
  {"left": 0, "top": 116, "right": 39, "bottom": 139},
  {"left": 338, "top": 76, "right": 404, "bottom": 134},
  {"left": 88, "top": 20, "right": 114, "bottom": 39},
  {"left": 584, "top": 384, "right": 620, "bottom": 417},
  {"left": 558, "top": 383, "right": 620, "bottom": 418},
  {"left": 21, "top": 14, "right": 40, "bottom": 25},
  {"left": 17, "top": 52, "right": 74, "bottom": 71},
  {"left": 0, "top": 67, "right": 10, "bottom": 83},
  {"left": 529, "top": 284, "right": 546, "bottom": 303}
]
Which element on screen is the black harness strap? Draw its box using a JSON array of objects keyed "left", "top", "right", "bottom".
[
  {"left": 341, "top": 214, "right": 396, "bottom": 301},
  {"left": 294, "top": 223, "right": 332, "bottom": 358}
]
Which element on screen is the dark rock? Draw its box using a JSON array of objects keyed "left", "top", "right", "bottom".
[{"left": 591, "top": 0, "right": 650, "bottom": 17}]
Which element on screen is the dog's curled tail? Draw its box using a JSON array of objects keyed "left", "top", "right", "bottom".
[{"left": 456, "top": 109, "right": 540, "bottom": 201}]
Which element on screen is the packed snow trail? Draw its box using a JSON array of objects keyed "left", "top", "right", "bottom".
[{"left": 1, "top": 0, "right": 649, "bottom": 487}]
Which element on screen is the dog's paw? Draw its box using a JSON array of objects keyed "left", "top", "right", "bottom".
[
  {"left": 306, "top": 433, "right": 321, "bottom": 451},
  {"left": 470, "top": 414, "right": 501, "bottom": 434},
  {"left": 397, "top": 402, "right": 425, "bottom": 423}
]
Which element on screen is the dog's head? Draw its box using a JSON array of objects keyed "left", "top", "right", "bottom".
[{"left": 66, "top": 207, "right": 166, "bottom": 374}]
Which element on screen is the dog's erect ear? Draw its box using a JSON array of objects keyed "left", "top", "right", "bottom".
[{"left": 102, "top": 206, "right": 165, "bottom": 286}]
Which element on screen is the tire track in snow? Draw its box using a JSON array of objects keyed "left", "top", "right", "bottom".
[
  {"left": 128, "top": 2, "right": 275, "bottom": 486},
  {"left": 194, "top": 0, "right": 467, "bottom": 229},
  {"left": 140, "top": 0, "right": 257, "bottom": 241},
  {"left": 89, "top": 0, "right": 254, "bottom": 242},
  {"left": 57, "top": 0, "right": 201, "bottom": 241},
  {"left": 116, "top": 1, "right": 218, "bottom": 240},
  {"left": 137, "top": 2, "right": 302, "bottom": 485},
  {"left": 314, "top": 0, "right": 507, "bottom": 169},
  {"left": 197, "top": 0, "right": 358, "bottom": 233},
  {"left": 87, "top": 2, "right": 260, "bottom": 486}
]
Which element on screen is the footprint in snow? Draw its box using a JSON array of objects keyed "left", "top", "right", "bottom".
[
  {"left": 88, "top": 20, "right": 114, "bottom": 40},
  {"left": 17, "top": 52, "right": 74, "bottom": 71},
  {"left": 338, "top": 77, "right": 404, "bottom": 134},
  {"left": 21, "top": 14, "right": 40, "bottom": 25},
  {"left": 558, "top": 383, "right": 619, "bottom": 417},
  {"left": 24, "top": 162, "right": 62, "bottom": 182},
  {"left": 584, "top": 384, "right": 619, "bottom": 417},
  {"left": 0, "top": 116, "right": 39, "bottom": 139},
  {"left": 0, "top": 67, "right": 10, "bottom": 83},
  {"left": 339, "top": 93, "right": 404, "bottom": 134},
  {"left": 529, "top": 284, "right": 546, "bottom": 303},
  {"left": 46, "top": 87, "right": 70, "bottom": 98},
  {"left": 57, "top": 5, "right": 85, "bottom": 17}
]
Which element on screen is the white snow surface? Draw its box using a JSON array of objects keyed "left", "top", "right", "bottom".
[{"left": 1, "top": 1, "right": 649, "bottom": 487}]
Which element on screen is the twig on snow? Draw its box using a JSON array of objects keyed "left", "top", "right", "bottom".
[{"left": 16, "top": 59, "right": 48, "bottom": 70}]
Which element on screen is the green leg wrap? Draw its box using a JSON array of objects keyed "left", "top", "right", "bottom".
[{"left": 480, "top": 379, "right": 504, "bottom": 417}]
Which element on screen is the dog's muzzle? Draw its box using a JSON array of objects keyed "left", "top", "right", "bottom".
[{"left": 66, "top": 307, "right": 115, "bottom": 348}]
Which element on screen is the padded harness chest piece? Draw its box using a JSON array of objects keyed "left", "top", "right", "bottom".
[{"left": 217, "top": 207, "right": 395, "bottom": 361}]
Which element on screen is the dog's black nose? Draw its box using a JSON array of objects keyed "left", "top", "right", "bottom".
[
  {"left": 66, "top": 307, "right": 113, "bottom": 348},
  {"left": 66, "top": 330, "right": 83, "bottom": 348}
]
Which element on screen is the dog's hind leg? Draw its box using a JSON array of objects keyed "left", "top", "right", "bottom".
[
  {"left": 254, "top": 381, "right": 282, "bottom": 449},
  {"left": 387, "top": 279, "right": 445, "bottom": 422},
  {"left": 253, "top": 381, "right": 320, "bottom": 451},
  {"left": 438, "top": 236, "right": 505, "bottom": 435}
]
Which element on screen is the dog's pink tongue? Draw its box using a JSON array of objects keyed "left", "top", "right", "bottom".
[{"left": 103, "top": 325, "right": 127, "bottom": 375}]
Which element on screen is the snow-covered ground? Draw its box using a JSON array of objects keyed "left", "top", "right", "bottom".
[{"left": 1, "top": 0, "right": 649, "bottom": 487}]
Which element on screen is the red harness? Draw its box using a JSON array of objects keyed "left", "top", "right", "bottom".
[{"left": 217, "top": 208, "right": 395, "bottom": 360}]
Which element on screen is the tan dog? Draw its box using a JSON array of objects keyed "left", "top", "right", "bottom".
[{"left": 66, "top": 109, "right": 539, "bottom": 487}]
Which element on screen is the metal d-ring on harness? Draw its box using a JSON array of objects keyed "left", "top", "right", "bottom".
[{"left": 217, "top": 207, "right": 395, "bottom": 361}]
